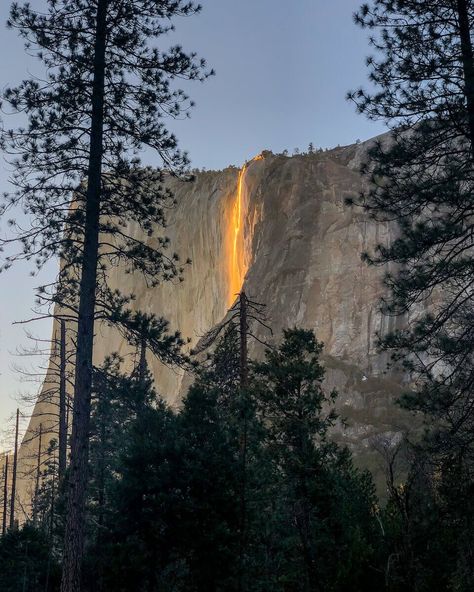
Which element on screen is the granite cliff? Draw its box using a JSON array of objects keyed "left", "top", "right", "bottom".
[{"left": 15, "top": 136, "right": 411, "bottom": 518}]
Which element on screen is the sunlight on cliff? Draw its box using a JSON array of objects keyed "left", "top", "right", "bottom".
[
  {"left": 227, "top": 154, "right": 264, "bottom": 306},
  {"left": 228, "top": 165, "right": 246, "bottom": 305}
]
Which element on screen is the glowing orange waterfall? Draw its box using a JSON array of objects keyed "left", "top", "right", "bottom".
[
  {"left": 228, "top": 164, "right": 247, "bottom": 306},
  {"left": 227, "top": 155, "right": 263, "bottom": 306}
]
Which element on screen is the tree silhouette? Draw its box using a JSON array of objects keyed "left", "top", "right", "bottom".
[{"left": 2, "top": 1, "right": 211, "bottom": 589}]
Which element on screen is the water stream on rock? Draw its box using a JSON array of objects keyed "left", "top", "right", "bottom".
[{"left": 227, "top": 155, "right": 263, "bottom": 306}]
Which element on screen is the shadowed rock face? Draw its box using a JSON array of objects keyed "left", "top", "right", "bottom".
[{"left": 16, "top": 136, "right": 412, "bottom": 517}]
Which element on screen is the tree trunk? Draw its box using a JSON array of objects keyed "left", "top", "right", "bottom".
[
  {"left": 239, "top": 291, "right": 248, "bottom": 389},
  {"left": 294, "top": 480, "right": 318, "bottom": 592},
  {"left": 10, "top": 408, "right": 19, "bottom": 530},
  {"left": 456, "top": 0, "right": 474, "bottom": 156},
  {"left": 45, "top": 463, "right": 56, "bottom": 592},
  {"left": 59, "top": 320, "right": 68, "bottom": 479},
  {"left": 138, "top": 337, "right": 147, "bottom": 384},
  {"left": 238, "top": 291, "right": 248, "bottom": 592},
  {"left": 2, "top": 455, "right": 8, "bottom": 535},
  {"left": 50, "top": 465, "right": 56, "bottom": 542},
  {"left": 33, "top": 424, "right": 43, "bottom": 525},
  {"left": 60, "top": 1, "right": 108, "bottom": 590},
  {"left": 96, "top": 400, "right": 106, "bottom": 592}
]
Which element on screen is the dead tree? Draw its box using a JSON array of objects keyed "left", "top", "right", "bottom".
[
  {"left": 2, "top": 455, "right": 8, "bottom": 535},
  {"left": 59, "top": 320, "right": 68, "bottom": 479},
  {"left": 10, "top": 408, "right": 20, "bottom": 530},
  {"left": 12, "top": 320, "right": 74, "bottom": 507},
  {"left": 138, "top": 337, "right": 147, "bottom": 385},
  {"left": 33, "top": 423, "right": 43, "bottom": 524},
  {"left": 239, "top": 292, "right": 249, "bottom": 389},
  {"left": 194, "top": 289, "right": 271, "bottom": 592}
]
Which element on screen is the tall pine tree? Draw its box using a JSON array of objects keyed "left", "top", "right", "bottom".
[
  {"left": 350, "top": 0, "right": 474, "bottom": 465},
  {"left": 254, "top": 330, "right": 379, "bottom": 592},
  {"left": 1, "top": 2, "right": 211, "bottom": 589}
]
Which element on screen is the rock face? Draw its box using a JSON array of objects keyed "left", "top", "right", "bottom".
[{"left": 15, "top": 137, "right": 411, "bottom": 518}]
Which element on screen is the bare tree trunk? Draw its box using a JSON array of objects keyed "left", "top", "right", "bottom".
[
  {"left": 59, "top": 320, "right": 68, "bottom": 479},
  {"left": 33, "top": 424, "right": 43, "bottom": 525},
  {"left": 238, "top": 291, "right": 248, "bottom": 592},
  {"left": 138, "top": 337, "right": 147, "bottom": 384},
  {"left": 457, "top": 0, "right": 474, "bottom": 156},
  {"left": 66, "top": 393, "right": 70, "bottom": 441},
  {"left": 10, "top": 408, "right": 19, "bottom": 530},
  {"left": 97, "top": 400, "right": 106, "bottom": 592},
  {"left": 239, "top": 291, "right": 248, "bottom": 389},
  {"left": 61, "top": 1, "right": 108, "bottom": 590},
  {"left": 45, "top": 461, "right": 56, "bottom": 592},
  {"left": 2, "top": 455, "right": 8, "bottom": 535},
  {"left": 294, "top": 480, "right": 318, "bottom": 592}
]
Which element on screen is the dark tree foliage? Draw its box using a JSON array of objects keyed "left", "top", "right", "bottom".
[
  {"left": 254, "top": 329, "right": 379, "bottom": 592},
  {"left": 86, "top": 356, "right": 156, "bottom": 574},
  {"left": 349, "top": 1, "right": 474, "bottom": 464},
  {"left": 178, "top": 331, "right": 243, "bottom": 592},
  {"left": 376, "top": 446, "right": 474, "bottom": 592},
  {"left": 437, "top": 456, "right": 474, "bottom": 590},
  {"left": 21, "top": 327, "right": 380, "bottom": 592},
  {"left": 28, "top": 357, "right": 163, "bottom": 592},
  {"left": 1, "top": 2, "right": 211, "bottom": 588},
  {"left": 351, "top": 3, "right": 474, "bottom": 589},
  {"left": 99, "top": 398, "right": 186, "bottom": 592},
  {"left": 101, "top": 325, "right": 249, "bottom": 592},
  {"left": 0, "top": 524, "right": 61, "bottom": 592},
  {"left": 33, "top": 438, "right": 61, "bottom": 539}
]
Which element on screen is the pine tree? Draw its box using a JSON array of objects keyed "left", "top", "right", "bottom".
[
  {"left": 100, "top": 324, "right": 266, "bottom": 592},
  {"left": 1, "top": 2, "right": 211, "bottom": 589},
  {"left": 2, "top": 455, "right": 9, "bottom": 536},
  {"left": 254, "top": 329, "right": 379, "bottom": 591},
  {"left": 100, "top": 396, "right": 184, "bottom": 592},
  {"left": 179, "top": 329, "right": 243, "bottom": 592},
  {"left": 349, "top": 1, "right": 474, "bottom": 464},
  {"left": 0, "top": 523, "right": 60, "bottom": 592},
  {"left": 85, "top": 356, "right": 158, "bottom": 590},
  {"left": 10, "top": 408, "right": 20, "bottom": 530},
  {"left": 195, "top": 293, "right": 270, "bottom": 591},
  {"left": 183, "top": 320, "right": 281, "bottom": 592}
]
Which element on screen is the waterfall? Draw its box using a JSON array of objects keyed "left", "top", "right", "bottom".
[{"left": 227, "top": 154, "right": 263, "bottom": 305}]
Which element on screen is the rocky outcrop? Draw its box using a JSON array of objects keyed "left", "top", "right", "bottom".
[{"left": 15, "top": 136, "right": 412, "bottom": 518}]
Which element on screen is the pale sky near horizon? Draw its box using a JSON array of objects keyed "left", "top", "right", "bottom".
[{"left": 0, "top": 0, "right": 386, "bottom": 446}]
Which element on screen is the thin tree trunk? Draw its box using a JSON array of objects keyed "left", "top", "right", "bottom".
[
  {"left": 49, "top": 464, "right": 56, "bottom": 547},
  {"left": 456, "top": 0, "right": 474, "bottom": 156},
  {"left": 138, "top": 337, "right": 147, "bottom": 384},
  {"left": 33, "top": 424, "right": 43, "bottom": 525},
  {"left": 239, "top": 291, "right": 248, "bottom": 389},
  {"left": 45, "top": 462, "right": 56, "bottom": 592},
  {"left": 59, "top": 320, "right": 68, "bottom": 479},
  {"left": 2, "top": 455, "right": 8, "bottom": 535},
  {"left": 61, "top": 1, "right": 108, "bottom": 590},
  {"left": 97, "top": 399, "right": 106, "bottom": 592},
  {"left": 294, "top": 481, "right": 318, "bottom": 592},
  {"left": 238, "top": 291, "right": 248, "bottom": 592},
  {"left": 97, "top": 389, "right": 106, "bottom": 533},
  {"left": 66, "top": 393, "right": 70, "bottom": 441},
  {"left": 10, "top": 408, "right": 19, "bottom": 530}
]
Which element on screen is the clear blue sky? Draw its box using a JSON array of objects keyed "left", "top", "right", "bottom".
[{"left": 0, "top": 0, "right": 386, "bottom": 439}]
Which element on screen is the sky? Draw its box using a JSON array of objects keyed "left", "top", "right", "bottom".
[{"left": 0, "top": 0, "right": 386, "bottom": 444}]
